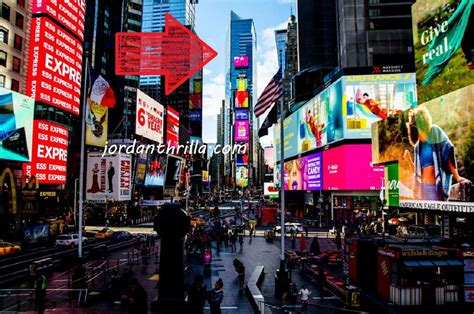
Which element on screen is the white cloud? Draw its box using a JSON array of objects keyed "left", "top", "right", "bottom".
[
  {"left": 278, "top": 0, "right": 295, "bottom": 3},
  {"left": 202, "top": 72, "right": 225, "bottom": 143}
]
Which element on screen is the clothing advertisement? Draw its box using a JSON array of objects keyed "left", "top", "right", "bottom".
[
  {"left": 86, "top": 153, "right": 131, "bottom": 201},
  {"left": 0, "top": 88, "right": 35, "bottom": 162},
  {"left": 373, "top": 85, "right": 473, "bottom": 212},
  {"left": 412, "top": 0, "right": 474, "bottom": 103}
]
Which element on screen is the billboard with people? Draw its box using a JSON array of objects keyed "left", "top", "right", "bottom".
[
  {"left": 144, "top": 153, "right": 167, "bottom": 187},
  {"left": 372, "top": 85, "right": 474, "bottom": 211},
  {"left": 283, "top": 152, "right": 322, "bottom": 191}
]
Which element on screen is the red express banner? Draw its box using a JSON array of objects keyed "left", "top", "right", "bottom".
[
  {"left": 27, "top": 17, "right": 83, "bottom": 115},
  {"left": 31, "top": 0, "right": 86, "bottom": 41},
  {"left": 23, "top": 120, "right": 69, "bottom": 184}
]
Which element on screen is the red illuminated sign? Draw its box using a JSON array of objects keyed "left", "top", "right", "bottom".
[
  {"left": 27, "top": 17, "right": 83, "bottom": 116},
  {"left": 23, "top": 120, "right": 69, "bottom": 184},
  {"left": 31, "top": 0, "right": 86, "bottom": 41},
  {"left": 166, "top": 106, "right": 180, "bottom": 147}
]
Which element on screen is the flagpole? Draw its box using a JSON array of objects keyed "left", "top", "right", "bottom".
[{"left": 78, "top": 52, "right": 89, "bottom": 259}]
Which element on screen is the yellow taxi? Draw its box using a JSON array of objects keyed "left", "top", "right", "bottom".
[
  {"left": 95, "top": 228, "right": 115, "bottom": 240},
  {"left": 190, "top": 217, "right": 205, "bottom": 228},
  {"left": 0, "top": 242, "right": 21, "bottom": 257}
]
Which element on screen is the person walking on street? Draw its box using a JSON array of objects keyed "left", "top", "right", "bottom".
[
  {"left": 230, "top": 231, "right": 237, "bottom": 252},
  {"left": 187, "top": 275, "right": 207, "bottom": 314},
  {"left": 208, "top": 278, "right": 224, "bottom": 314},
  {"left": 335, "top": 230, "right": 342, "bottom": 251},
  {"left": 300, "top": 233, "right": 306, "bottom": 252},
  {"left": 291, "top": 234, "right": 296, "bottom": 250},
  {"left": 298, "top": 284, "right": 311, "bottom": 311},
  {"left": 238, "top": 233, "right": 244, "bottom": 251},
  {"left": 237, "top": 263, "right": 246, "bottom": 290},
  {"left": 34, "top": 273, "right": 47, "bottom": 314}
]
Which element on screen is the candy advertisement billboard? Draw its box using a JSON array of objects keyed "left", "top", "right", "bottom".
[
  {"left": 136, "top": 89, "right": 164, "bottom": 143},
  {"left": 22, "top": 120, "right": 68, "bottom": 184},
  {"left": 284, "top": 152, "right": 322, "bottom": 191},
  {"left": 412, "top": 0, "right": 474, "bottom": 104},
  {"left": 372, "top": 85, "right": 474, "bottom": 212},
  {"left": 234, "top": 120, "right": 249, "bottom": 142},
  {"left": 0, "top": 88, "right": 35, "bottom": 162},
  {"left": 323, "top": 144, "right": 384, "bottom": 191},
  {"left": 342, "top": 74, "right": 417, "bottom": 138},
  {"left": 27, "top": 17, "right": 83, "bottom": 115}
]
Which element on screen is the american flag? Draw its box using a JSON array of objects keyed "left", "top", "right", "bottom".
[{"left": 254, "top": 68, "right": 283, "bottom": 117}]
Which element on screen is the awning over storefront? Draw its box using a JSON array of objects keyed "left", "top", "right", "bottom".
[{"left": 403, "top": 260, "right": 463, "bottom": 267}]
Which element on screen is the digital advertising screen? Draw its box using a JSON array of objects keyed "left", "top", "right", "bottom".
[
  {"left": 166, "top": 106, "right": 179, "bottom": 147},
  {"left": 236, "top": 165, "right": 249, "bottom": 188},
  {"left": 234, "top": 120, "right": 249, "bottom": 142},
  {"left": 323, "top": 144, "right": 384, "bottom": 191},
  {"left": 189, "top": 110, "right": 202, "bottom": 122},
  {"left": 264, "top": 182, "right": 278, "bottom": 197},
  {"left": 165, "top": 156, "right": 185, "bottom": 187},
  {"left": 85, "top": 153, "right": 131, "bottom": 201},
  {"left": 342, "top": 73, "right": 417, "bottom": 138},
  {"left": 85, "top": 101, "right": 108, "bottom": 147},
  {"left": 189, "top": 93, "right": 202, "bottom": 109},
  {"left": 145, "top": 153, "right": 167, "bottom": 187},
  {"left": 264, "top": 147, "right": 275, "bottom": 176},
  {"left": 237, "top": 78, "right": 248, "bottom": 91},
  {"left": 27, "top": 16, "right": 83, "bottom": 116},
  {"left": 284, "top": 152, "right": 322, "bottom": 191},
  {"left": 236, "top": 143, "right": 249, "bottom": 164},
  {"left": 31, "top": 0, "right": 86, "bottom": 41},
  {"left": 0, "top": 88, "right": 35, "bottom": 162},
  {"left": 23, "top": 120, "right": 68, "bottom": 184},
  {"left": 234, "top": 56, "right": 249, "bottom": 68},
  {"left": 235, "top": 91, "right": 249, "bottom": 108},
  {"left": 372, "top": 85, "right": 474, "bottom": 212},
  {"left": 412, "top": 0, "right": 474, "bottom": 104},
  {"left": 135, "top": 153, "right": 148, "bottom": 186},
  {"left": 136, "top": 89, "right": 164, "bottom": 143},
  {"left": 235, "top": 109, "right": 249, "bottom": 120}
]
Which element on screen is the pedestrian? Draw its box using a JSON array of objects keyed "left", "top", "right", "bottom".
[
  {"left": 289, "top": 283, "right": 298, "bottom": 304},
  {"left": 238, "top": 233, "right": 244, "bottom": 250},
  {"left": 298, "top": 284, "right": 311, "bottom": 311},
  {"left": 317, "top": 271, "right": 326, "bottom": 301},
  {"left": 300, "top": 233, "right": 306, "bottom": 252},
  {"left": 187, "top": 275, "right": 207, "bottom": 314},
  {"left": 237, "top": 263, "right": 245, "bottom": 290},
  {"left": 230, "top": 231, "right": 237, "bottom": 252},
  {"left": 287, "top": 258, "right": 294, "bottom": 280},
  {"left": 34, "top": 273, "right": 47, "bottom": 314},
  {"left": 335, "top": 230, "right": 342, "bottom": 251},
  {"left": 123, "top": 278, "right": 147, "bottom": 313},
  {"left": 208, "top": 278, "right": 224, "bottom": 314},
  {"left": 291, "top": 234, "right": 296, "bottom": 249},
  {"left": 304, "top": 225, "right": 309, "bottom": 238}
]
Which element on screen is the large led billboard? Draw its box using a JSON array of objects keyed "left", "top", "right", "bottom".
[
  {"left": 237, "top": 78, "right": 248, "bottom": 91},
  {"left": 31, "top": 0, "right": 86, "bottom": 41},
  {"left": 144, "top": 153, "right": 167, "bottom": 187},
  {"left": 86, "top": 153, "right": 131, "bottom": 201},
  {"left": 165, "top": 156, "right": 185, "bottom": 188},
  {"left": 343, "top": 73, "right": 417, "bottom": 138},
  {"left": 234, "top": 56, "right": 249, "bottom": 68},
  {"left": 412, "top": 0, "right": 474, "bottom": 104},
  {"left": 23, "top": 120, "right": 68, "bottom": 184},
  {"left": 235, "top": 91, "right": 249, "bottom": 108},
  {"left": 372, "top": 85, "right": 474, "bottom": 212},
  {"left": 135, "top": 153, "right": 147, "bottom": 186},
  {"left": 0, "top": 88, "right": 35, "bottom": 162},
  {"left": 234, "top": 120, "right": 249, "bottom": 141},
  {"left": 284, "top": 152, "right": 322, "bottom": 191},
  {"left": 235, "top": 109, "right": 249, "bottom": 120},
  {"left": 236, "top": 143, "right": 249, "bottom": 164},
  {"left": 136, "top": 89, "right": 164, "bottom": 143},
  {"left": 27, "top": 17, "right": 83, "bottom": 115},
  {"left": 323, "top": 144, "right": 384, "bottom": 191},
  {"left": 166, "top": 106, "right": 179, "bottom": 147},
  {"left": 236, "top": 165, "right": 249, "bottom": 188}
]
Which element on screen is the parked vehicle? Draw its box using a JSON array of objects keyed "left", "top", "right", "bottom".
[
  {"left": 274, "top": 222, "right": 304, "bottom": 234},
  {"left": 111, "top": 231, "right": 133, "bottom": 242},
  {"left": 55, "top": 234, "right": 88, "bottom": 248},
  {"left": 0, "top": 242, "right": 21, "bottom": 257},
  {"left": 95, "top": 228, "right": 115, "bottom": 240}
]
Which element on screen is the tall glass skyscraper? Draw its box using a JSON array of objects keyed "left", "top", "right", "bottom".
[
  {"left": 140, "top": 0, "right": 197, "bottom": 100},
  {"left": 224, "top": 11, "right": 257, "bottom": 186},
  {"left": 275, "top": 29, "right": 287, "bottom": 73}
]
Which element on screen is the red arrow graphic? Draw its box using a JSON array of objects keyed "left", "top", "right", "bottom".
[{"left": 115, "top": 13, "right": 217, "bottom": 95}]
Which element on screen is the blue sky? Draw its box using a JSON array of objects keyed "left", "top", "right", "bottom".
[{"left": 196, "top": 0, "right": 295, "bottom": 145}]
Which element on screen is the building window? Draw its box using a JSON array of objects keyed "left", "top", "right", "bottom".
[
  {"left": 13, "top": 34, "right": 22, "bottom": 51},
  {"left": 11, "top": 79, "right": 19, "bottom": 91},
  {"left": 0, "top": 75, "right": 5, "bottom": 87},
  {"left": 1, "top": 3, "right": 10, "bottom": 21},
  {"left": 15, "top": 13, "right": 23, "bottom": 29},
  {"left": 0, "top": 51, "right": 6, "bottom": 67},
  {"left": 17, "top": 0, "right": 25, "bottom": 7},
  {"left": 0, "top": 27, "right": 7, "bottom": 44},
  {"left": 12, "top": 56, "right": 20, "bottom": 72}
]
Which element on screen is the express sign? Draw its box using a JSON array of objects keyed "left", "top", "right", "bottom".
[
  {"left": 31, "top": 0, "right": 86, "bottom": 41},
  {"left": 23, "top": 120, "right": 69, "bottom": 184},
  {"left": 27, "top": 17, "right": 83, "bottom": 115}
]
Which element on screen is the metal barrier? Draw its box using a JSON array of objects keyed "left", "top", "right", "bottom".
[{"left": 257, "top": 300, "right": 369, "bottom": 314}]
